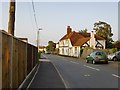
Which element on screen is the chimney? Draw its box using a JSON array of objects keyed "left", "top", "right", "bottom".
[
  {"left": 67, "top": 26, "right": 72, "bottom": 35},
  {"left": 91, "top": 31, "right": 95, "bottom": 38},
  {"left": 90, "top": 31, "right": 96, "bottom": 49}
]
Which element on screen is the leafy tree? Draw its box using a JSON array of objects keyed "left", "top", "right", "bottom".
[
  {"left": 79, "top": 28, "right": 88, "bottom": 33},
  {"left": 114, "top": 40, "right": 120, "bottom": 49},
  {"left": 46, "top": 41, "right": 56, "bottom": 53},
  {"left": 93, "top": 21, "right": 113, "bottom": 48}
]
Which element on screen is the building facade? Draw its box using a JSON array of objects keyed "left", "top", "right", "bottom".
[{"left": 58, "top": 26, "right": 106, "bottom": 57}]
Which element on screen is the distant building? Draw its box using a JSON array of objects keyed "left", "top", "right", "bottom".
[
  {"left": 58, "top": 26, "right": 106, "bottom": 57},
  {"left": 39, "top": 46, "right": 46, "bottom": 52},
  {"left": 56, "top": 43, "right": 59, "bottom": 49}
]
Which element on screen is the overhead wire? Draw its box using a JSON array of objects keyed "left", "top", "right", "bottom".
[{"left": 31, "top": 0, "right": 38, "bottom": 29}]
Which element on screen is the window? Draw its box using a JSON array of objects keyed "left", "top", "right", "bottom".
[
  {"left": 62, "top": 48, "right": 64, "bottom": 54},
  {"left": 75, "top": 47, "right": 77, "bottom": 54},
  {"left": 66, "top": 40, "right": 68, "bottom": 45}
]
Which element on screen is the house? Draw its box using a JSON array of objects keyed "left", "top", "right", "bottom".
[
  {"left": 39, "top": 46, "right": 46, "bottom": 52},
  {"left": 58, "top": 26, "right": 105, "bottom": 57}
]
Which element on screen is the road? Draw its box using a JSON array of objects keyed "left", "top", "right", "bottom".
[{"left": 43, "top": 54, "right": 119, "bottom": 88}]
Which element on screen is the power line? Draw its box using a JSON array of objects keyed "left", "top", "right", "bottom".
[{"left": 31, "top": 0, "right": 38, "bottom": 29}]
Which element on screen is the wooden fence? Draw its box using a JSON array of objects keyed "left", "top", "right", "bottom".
[{"left": 0, "top": 31, "right": 38, "bottom": 89}]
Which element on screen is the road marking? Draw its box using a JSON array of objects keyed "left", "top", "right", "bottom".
[
  {"left": 84, "top": 74, "right": 91, "bottom": 77},
  {"left": 84, "top": 65, "right": 100, "bottom": 71},
  {"left": 112, "top": 74, "right": 120, "bottom": 79},
  {"left": 18, "top": 64, "right": 39, "bottom": 89},
  {"left": 39, "top": 59, "right": 50, "bottom": 62},
  {"left": 42, "top": 54, "right": 48, "bottom": 59},
  {"left": 52, "top": 62, "right": 70, "bottom": 88},
  {"left": 70, "top": 61, "right": 79, "bottom": 64},
  {"left": 26, "top": 64, "right": 40, "bottom": 89}
]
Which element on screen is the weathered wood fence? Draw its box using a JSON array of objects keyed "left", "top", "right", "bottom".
[{"left": 0, "top": 31, "right": 38, "bottom": 89}]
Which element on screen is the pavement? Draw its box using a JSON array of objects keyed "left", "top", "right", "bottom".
[{"left": 27, "top": 59, "right": 66, "bottom": 89}]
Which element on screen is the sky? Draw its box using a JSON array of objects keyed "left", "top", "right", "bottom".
[{"left": 0, "top": 0, "right": 119, "bottom": 46}]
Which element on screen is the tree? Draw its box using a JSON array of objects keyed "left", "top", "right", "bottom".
[
  {"left": 114, "top": 40, "right": 120, "bottom": 49},
  {"left": 79, "top": 28, "right": 88, "bottom": 33},
  {"left": 93, "top": 21, "right": 113, "bottom": 48},
  {"left": 46, "top": 41, "right": 56, "bottom": 53}
]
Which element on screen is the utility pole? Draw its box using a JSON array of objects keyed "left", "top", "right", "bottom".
[
  {"left": 37, "top": 30, "right": 39, "bottom": 52},
  {"left": 8, "top": 0, "right": 15, "bottom": 88},
  {"left": 37, "top": 28, "right": 42, "bottom": 52},
  {"left": 8, "top": 0, "right": 16, "bottom": 36}
]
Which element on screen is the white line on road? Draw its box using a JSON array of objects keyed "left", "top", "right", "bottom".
[
  {"left": 18, "top": 64, "right": 38, "bottom": 89},
  {"left": 26, "top": 64, "right": 40, "bottom": 89},
  {"left": 70, "top": 61, "right": 79, "bottom": 64},
  {"left": 42, "top": 54, "right": 48, "bottom": 59},
  {"left": 84, "top": 65, "right": 100, "bottom": 71},
  {"left": 52, "top": 62, "right": 70, "bottom": 88},
  {"left": 112, "top": 74, "right": 120, "bottom": 79}
]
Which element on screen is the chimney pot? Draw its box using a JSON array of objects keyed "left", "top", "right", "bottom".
[{"left": 67, "top": 26, "right": 72, "bottom": 35}]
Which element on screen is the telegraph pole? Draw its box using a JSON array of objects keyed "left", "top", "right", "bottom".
[
  {"left": 8, "top": 0, "right": 15, "bottom": 88},
  {"left": 37, "top": 28, "right": 42, "bottom": 52},
  {"left": 8, "top": 0, "right": 15, "bottom": 36}
]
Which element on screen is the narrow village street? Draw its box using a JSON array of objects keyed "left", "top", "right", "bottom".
[{"left": 29, "top": 54, "right": 119, "bottom": 88}]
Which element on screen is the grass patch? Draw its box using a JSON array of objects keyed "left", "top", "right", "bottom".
[{"left": 79, "top": 57, "right": 86, "bottom": 60}]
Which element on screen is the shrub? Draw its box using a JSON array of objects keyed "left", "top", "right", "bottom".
[
  {"left": 84, "top": 46, "right": 93, "bottom": 50},
  {"left": 38, "top": 51, "right": 41, "bottom": 59},
  {"left": 112, "top": 48, "right": 117, "bottom": 53},
  {"left": 80, "top": 48, "right": 83, "bottom": 56}
]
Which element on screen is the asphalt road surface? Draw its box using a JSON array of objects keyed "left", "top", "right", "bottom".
[{"left": 43, "top": 54, "right": 120, "bottom": 88}]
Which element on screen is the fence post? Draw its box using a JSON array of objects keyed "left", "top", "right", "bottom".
[{"left": 0, "top": 31, "right": 2, "bottom": 90}]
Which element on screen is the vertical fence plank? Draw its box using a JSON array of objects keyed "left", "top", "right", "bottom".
[
  {"left": 12, "top": 38, "right": 19, "bottom": 88},
  {"left": 0, "top": 31, "right": 2, "bottom": 89},
  {"left": 27, "top": 44, "right": 31, "bottom": 75},
  {"left": 22, "top": 42, "right": 27, "bottom": 80},
  {"left": 25, "top": 43, "right": 27, "bottom": 78},
  {"left": 18, "top": 40, "right": 23, "bottom": 86},
  {"left": 2, "top": 33, "right": 11, "bottom": 88}
]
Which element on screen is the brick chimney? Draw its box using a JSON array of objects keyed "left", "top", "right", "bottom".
[{"left": 67, "top": 26, "right": 72, "bottom": 35}]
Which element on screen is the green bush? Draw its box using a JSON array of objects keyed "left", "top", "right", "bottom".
[
  {"left": 80, "top": 48, "right": 83, "bottom": 56},
  {"left": 38, "top": 51, "right": 41, "bottom": 59},
  {"left": 112, "top": 48, "right": 117, "bottom": 53},
  {"left": 84, "top": 46, "right": 93, "bottom": 50}
]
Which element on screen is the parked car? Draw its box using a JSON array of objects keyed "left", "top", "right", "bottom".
[
  {"left": 86, "top": 51, "right": 108, "bottom": 64},
  {"left": 107, "top": 51, "right": 120, "bottom": 61}
]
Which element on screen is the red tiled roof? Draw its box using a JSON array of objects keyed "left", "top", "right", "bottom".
[
  {"left": 74, "top": 37, "right": 90, "bottom": 46},
  {"left": 60, "top": 31, "right": 85, "bottom": 46},
  {"left": 60, "top": 31, "right": 84, "bottom": 41},
  {"left": 79, "top": 32, "right": 104, "bottom": 40},
  {"left": 79, "top": 32, "right": 90, "bottom": 37},
  {"left": 95, "top": 35, "right": 104, "bottom": 40},
  {"left": 59, "top": 31, "right": 104, "bottom": 46}
]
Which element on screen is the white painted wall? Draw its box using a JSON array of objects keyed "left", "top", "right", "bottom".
[
  {"left": 59, "top": 39, "right": 81, "bottom": 57},
  {"left": 59, "top": 39, "right": 71, "bottom": 55},
  {"left": 72, "top": 46, "right": 81, "bottom": 57},
  {"left": 56, "top": 43, "right": 59, "bottom": 49},
  {"left": 98, "top": 40, "right": 106, "bottom": 49},
  {"left": 59, "top": 47, "right": 63, "bottom": 55}
]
